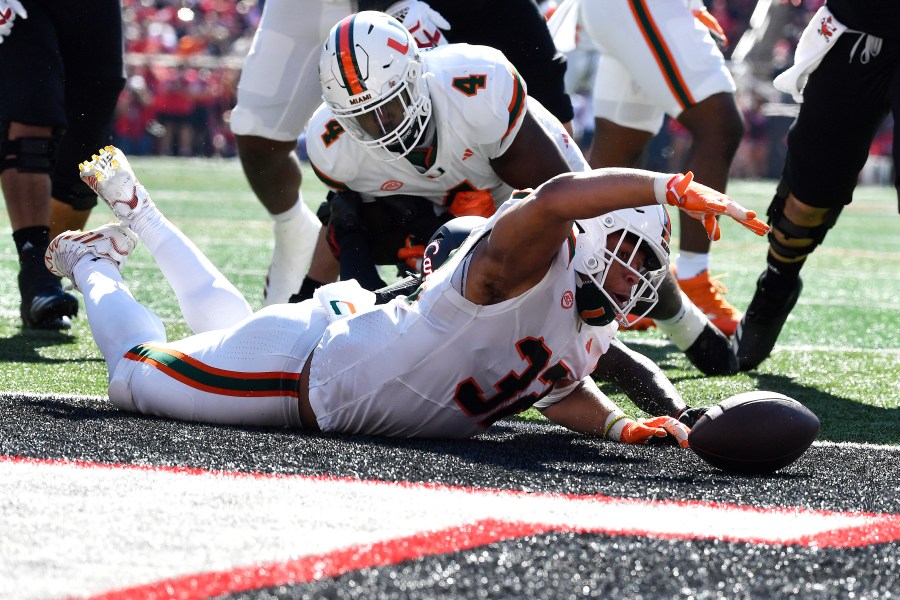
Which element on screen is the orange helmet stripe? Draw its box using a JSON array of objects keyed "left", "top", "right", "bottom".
[{"left": 335, "top": 15, "right": 365, "bottom": 96}]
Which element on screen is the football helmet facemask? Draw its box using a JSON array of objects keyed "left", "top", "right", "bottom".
[
  {"left": 572, "top": 206, "right": 671, "bottom": 327},
  {"left": 319, "top": 11, "right": 432, "bottom": 161}
]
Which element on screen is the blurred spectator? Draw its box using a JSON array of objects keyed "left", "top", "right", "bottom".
[
  {"left": 731, "top": 91, "right": 769, "bottom": 179},
  {"left": 153, "top": 69, "right": 195, "bottom": 156},
  {"left": 114, "top": 75, "right": 156, "bottom": 156},
  {"left": 117, "top": 0, "right": 256, "bottom": 156}
]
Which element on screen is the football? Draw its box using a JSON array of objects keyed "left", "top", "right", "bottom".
[{"left": 688, "top": 391, "right": 820, "bottom": 474}]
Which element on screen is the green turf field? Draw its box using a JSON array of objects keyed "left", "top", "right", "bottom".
[{"left": 1, "top": 157, "right": 897, "bottom": 444}]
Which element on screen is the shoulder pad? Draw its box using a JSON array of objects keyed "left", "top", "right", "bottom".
[
  {"left": 425, "top": 45, "right": 528, "bottom": 149},
  {"left": 306, "top": 105, "right": 363, "bottom": 190}
]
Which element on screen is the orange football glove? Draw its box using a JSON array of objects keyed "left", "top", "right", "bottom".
[
  {"left": 620, "top": 416, "right": 691, "bottom": 448},
  {"left": 658, "top": 172, "right": 770, "bottom": 240},
  {"left": 656, "top": 416, "right": 691, "bottom": 448},
  {"left": 448, "top": 189, "right": 496, "bottom": 218}
]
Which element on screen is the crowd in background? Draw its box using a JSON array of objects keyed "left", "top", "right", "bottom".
[
  {"left": 113, "top": 0, "right": 258, "bottom": 158},
  {"left": 113, "top": 0, "right": 894, "bottom": 182}
]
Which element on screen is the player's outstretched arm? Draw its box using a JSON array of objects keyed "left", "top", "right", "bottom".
[
  {"left": 470, "top": 169, "right": 665, "bottom": 302},
  {"left": 470, "top": 168, "right": 766, "bottom": 303},
  {"left": 539, "top": 377, "right": 690, "bottom": 447}
]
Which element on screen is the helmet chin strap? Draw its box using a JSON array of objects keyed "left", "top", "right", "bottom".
[{"left": 574, "top": 275, "right": 618, "bottom": 326}]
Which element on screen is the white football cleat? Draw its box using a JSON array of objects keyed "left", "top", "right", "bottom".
[
  {"left": 79, "top": 145, "right": 154, "bottom": 223},
  {"left": 45, "top": 223, "right": 139, "bottom": 290}
]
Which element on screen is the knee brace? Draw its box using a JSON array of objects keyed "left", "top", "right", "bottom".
[
  {"left": 766, "top": 180, "right": 842, "bottom": 261},
  {"left": 0, "top": 121, "right": 63, "bottom": 174}
]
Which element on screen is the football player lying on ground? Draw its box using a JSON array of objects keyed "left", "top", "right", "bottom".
[
  {"left": 293, "top": 11, "right": 744, "bottom": 377},
  {"left": 50, "top": 146, "right": 767, "bottom": 443}
]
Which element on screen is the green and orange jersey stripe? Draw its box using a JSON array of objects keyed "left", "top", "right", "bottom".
[
  {"left": 310, "top": 160, "right": 350, "bottom": 192},
  {"left": 628, "top": 0, "right": 695, "bottom": 110},
  {"left": 502, "top": 68, "right": 527, "bottom": 143},
  {"left": 124, "top": 344, "right": 301, "bottom": 398},
  {"left": 334, "top": 15, "right": 366, "bottom": 96}
]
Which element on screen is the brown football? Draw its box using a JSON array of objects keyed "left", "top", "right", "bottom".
[{"left": 689, "top": 391, "right": 820, "bottom": 474}]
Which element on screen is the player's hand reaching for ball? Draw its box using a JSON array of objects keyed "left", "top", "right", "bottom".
[{"left": 606, "top": 413, "right": 691, "bottom": 448}]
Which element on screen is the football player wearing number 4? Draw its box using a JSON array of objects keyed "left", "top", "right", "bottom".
[
  {"left": 298, "top": 11, "right": 742, "bottom": 377},
  {"left": 231, "top": 0, "right": 574, "bottom": 307},
  {"left": 47, "top": 145, "right": 767, "bottom": 444},
  {"left": 294, "top": 12, "right": 585, "bottom": 298}
]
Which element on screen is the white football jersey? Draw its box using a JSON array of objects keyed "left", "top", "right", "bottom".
[
  {"left": 308, "top": 194, "right": 616, "bottom": 438},
  {"left": 306, "top": 43, "right": 587, "bottom": 212}
]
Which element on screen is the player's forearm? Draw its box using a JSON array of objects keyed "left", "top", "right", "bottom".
[
  {"left": 538, "top": 377, "right": 620, "bottom": 437},
  {"left": 539, "top": 377, "right": 688, "bottom": 447},
  {"left": 536, "top": 168, "right": 671, "bottom": 224}
]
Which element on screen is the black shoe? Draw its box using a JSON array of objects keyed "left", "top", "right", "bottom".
[
  {"left": 733, "top": 274, "right": 803, "bottom": 371},
  {"left": 19, "top": 273, "right": 79, "bottom": 330},
  {"left": 683, "top": 322, "right": 739, "bottom": 376}
]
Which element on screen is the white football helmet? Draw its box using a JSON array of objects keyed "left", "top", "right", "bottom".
[
  {"left": 572, "top": 205, "right": 671, "bottom": 327},
  {"left": 319, "top": 11, "right": 432, "bottom": 161}
]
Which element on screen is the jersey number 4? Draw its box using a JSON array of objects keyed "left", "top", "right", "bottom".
[
  {"left": 452, "top": 74, "right": 487, "bottom": 96},
  {"left": 454, "top": 337, "right": 570, "bottom": 427},
  {"left": 321, "top": 119, "right": 345, "bottom": 147}
]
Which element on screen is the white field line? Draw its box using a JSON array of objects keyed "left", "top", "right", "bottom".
[{"left": 1, "top": 456, "right": 897, "bottom": 599}]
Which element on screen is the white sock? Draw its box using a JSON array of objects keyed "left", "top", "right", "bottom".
[
  {"left": 655, "top": 292, "right": 707, "bottom": 350},
  {"left": 271, "top": 195, "right": 312, "bottom": 224},
  {"left": 265, "top": 194, "right": 321, "bottom": 306},
  {"left": 74, "top": 259, "right": 166, "bottom": 375},
  {"left": 675, "top": 251, "right": 710, "bottom": 280}
]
